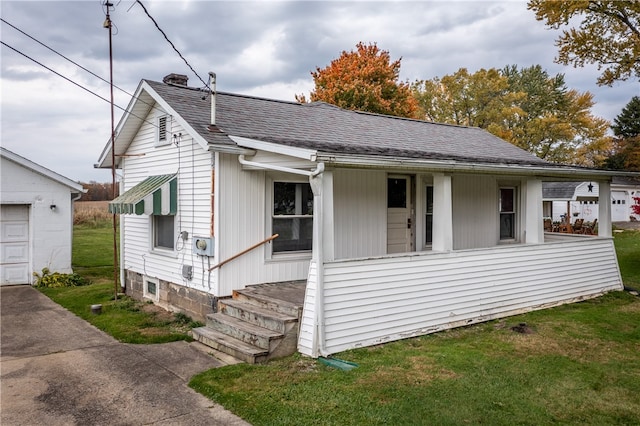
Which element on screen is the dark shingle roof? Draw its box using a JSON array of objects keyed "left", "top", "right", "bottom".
[
  {"left": 146, "top": 79, "right": 548, "bottom": 166},
  {"left": 542, "top": 182, "right": 581, "bottom": 199}
]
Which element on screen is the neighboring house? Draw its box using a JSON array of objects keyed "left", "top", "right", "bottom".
[
  {"left": 1, "top": 147, "right": 85, "bottom": 285},
  {"left": 543, "top": 178, "right": 640, "bottom": 223},
  {"left": 97, "top": 74, "right": 633, "bottom": 359}
]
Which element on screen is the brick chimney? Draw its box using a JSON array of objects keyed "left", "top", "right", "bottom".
[{"left": 163, "top": 73, "right": 189, "bottom": 86}]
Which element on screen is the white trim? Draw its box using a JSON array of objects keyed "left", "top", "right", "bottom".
[
  {"left": 1, "top": 147, "right": 85, "bottom": 193},
  {"left": 143, "top": 276, "right": 160, "bottom": 302},
  {"left": 313, "top": 153, "right": 638, "bottom": 180},
  {"left": 230, "top": 136, "right": 317, "bottom": 160}
]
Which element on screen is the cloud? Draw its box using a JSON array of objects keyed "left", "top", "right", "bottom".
[{"left": 1, "top": 0, "right": 638, "bottom": 182}]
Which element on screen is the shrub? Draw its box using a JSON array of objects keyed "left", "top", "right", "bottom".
[{"left": 33, "top": 268, "right": 90, "bottom": 288}]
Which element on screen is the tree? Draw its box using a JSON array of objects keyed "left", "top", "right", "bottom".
[
  {"left": 412, "top": 65, "right": 610, "bottom": 165},
  {"left": 528, "top": 1, "right": 640, "bottom": 86},
  {"left": 604, "top": 96, "right": 640, "bottom": 171},
  {"left": 297, "top": 42, "right": 419, "bottom": 118}
]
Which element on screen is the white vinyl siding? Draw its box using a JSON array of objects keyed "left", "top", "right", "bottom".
[
  {"left": 216, "top": 153, "right": 310, "bottom": 296},
  {"left": 119, "top": 105, "right": 214, "bottom": 292},
  {"left": 333, "top": 169, "right": 387, "bottom": 259},
  {"left": 299, "top": 237, "right": 622, "bottom": 355},
  {"left": 297, "top": 260, "right": 317, "bottom": 356},
  {"left": 1, "top": 157, "right": 79, "bottom": 281},
  {"left": 452, "top": 174, "right": 499, "bottom": 250}
]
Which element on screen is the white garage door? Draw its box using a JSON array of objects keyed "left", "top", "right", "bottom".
[{"left": 1, "top": 205, "right": 30, "bottom": 285}]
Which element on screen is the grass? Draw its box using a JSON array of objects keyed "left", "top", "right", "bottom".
[
  {"left": 39, "top": 283, "right": 200, "bottom": 344},
  {"left": 38, "top": 216, "right": 201, "bottom": 344},
  {"left": 614, "top": 230, "right": 640, "bottom": 289},
  {"left": 190, "top": 229, "right": 640, "bottom": 426}
]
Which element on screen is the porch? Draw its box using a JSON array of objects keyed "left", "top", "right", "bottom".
[{"left": 298, "top": 235, "right": 623, "bottom": 357}]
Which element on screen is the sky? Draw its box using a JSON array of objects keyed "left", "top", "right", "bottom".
[{"left": 2, "top": 0, "right": 639, "bottom": 183}]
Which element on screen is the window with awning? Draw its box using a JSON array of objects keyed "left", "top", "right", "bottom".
[{"left": 108, "top": 174, "right": 177, "bottom": 215}]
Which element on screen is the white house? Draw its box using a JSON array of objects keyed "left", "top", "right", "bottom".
[
  {"left": 1, "top": 147, "right": 85, "bottom": 285},
  {"left": 97, "top": 74, "right": 635, "bottom": 360},
  {"left": 543, "top": 179, "right": 640, "bottom": 223}
]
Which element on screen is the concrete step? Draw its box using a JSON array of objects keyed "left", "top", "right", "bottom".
[
  {"left": 191, "top": 326, "right": 267, "bottom": 364},
  {"left": 234, "top": 286, "right": 304, "bottom": 318},
  {"left": 219, "top": 299, "right": 298, "bottom": 334},
  {"left": 206, "top": 312, "right": 284, "bottom": 350}
]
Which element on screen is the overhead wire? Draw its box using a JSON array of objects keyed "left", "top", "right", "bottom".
[
  {"left": 0, "top": 17, "right": 159, "bottom": 118},
  {"left": 134, "top": 0, "right": 210, "bottom": 91},
  {"left": 0, "top": 40, "right": 158, "bottom": 129}
]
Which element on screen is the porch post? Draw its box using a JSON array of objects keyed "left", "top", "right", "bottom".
[
  {"left": 308, "top": 167, "right": 329, "bottom": 357},
  {"left": 524, "top": 179, "right": 544, "bottom": 244},
  {"left": 598, "top": 180, "right": 612, "bottom": 237},
  {"left": 432, "top": 173, "right": 453, "bottom": 251},
  {"left": 321, "top": 171, "right": 334, "bottom": 262}
]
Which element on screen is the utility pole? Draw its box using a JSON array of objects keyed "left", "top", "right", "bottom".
[{"left": 104, "top": 1, "right": 119, "bottom": 301}]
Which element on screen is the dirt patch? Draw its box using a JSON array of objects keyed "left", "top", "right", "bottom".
[{"left": 141, "top": 302, "right": 175, "bottom": 322}]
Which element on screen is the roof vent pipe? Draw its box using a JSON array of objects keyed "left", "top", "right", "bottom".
[{"left": 209, "top": 71, "right": 216, "bottom": 125}]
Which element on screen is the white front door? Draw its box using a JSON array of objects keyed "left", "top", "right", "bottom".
[
  {"left": 1, "top": 205, "right": 30, "bottom": 285},
  {"left": 387, "top": 176, "right": 413, "bottom": 254}
]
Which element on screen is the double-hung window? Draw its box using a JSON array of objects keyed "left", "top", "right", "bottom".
[
  {"left": 499, "top": 187, "right": 516, "bottom": 240},
  {"left": 272, "top": 182, "right": 313, "bottom": 253},
  {"left": 153, "top": 214, "right": 175, "bottom": 250}
]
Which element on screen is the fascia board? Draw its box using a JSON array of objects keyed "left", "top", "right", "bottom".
[
  {"left": 96, "top": 81, "right": 210, "bottom": 169},
  {"left": 142, "top": 81, "right": 210, "bottom": 152},
  {"left": 97, "top": 80, "right": 152, "bottom": 168},
  {"left": 1, "top": 147, "right": 85, "bottom": 192},
  {"left": 229, "top": 136, "right": 317, "bottom": 160},
  {"left": 313, "top": 153, "right": 640, "bottom": 181}
]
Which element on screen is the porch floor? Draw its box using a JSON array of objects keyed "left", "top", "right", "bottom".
[{"left": 240, "top": 280, "right": 307, "bottom": 306}]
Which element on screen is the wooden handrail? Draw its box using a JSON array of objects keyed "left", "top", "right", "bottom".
[{"left": 208, "top": 234, "right": 279, "bottom": 271}]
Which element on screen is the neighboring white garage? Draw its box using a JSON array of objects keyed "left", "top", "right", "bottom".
[{"left": 0, "top": 147, "right": 85, "bottom": 285}]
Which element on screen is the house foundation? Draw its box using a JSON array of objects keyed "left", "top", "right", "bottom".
[{"left": 124, "top": 269, "right": 215, "bottom": 322}]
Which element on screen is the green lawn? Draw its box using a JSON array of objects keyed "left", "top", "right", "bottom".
[
  {"left": 190, "top": 230, "right": 640, "bottom": 426},
  {"left": 38, "top": 223, "right": 200, "bottom": 344},
  {"left": 72, "top": 223, "right": 119, "bottom": 282},
  {"left": 614, "top": 230, "right": 640, "bottom": 288}
]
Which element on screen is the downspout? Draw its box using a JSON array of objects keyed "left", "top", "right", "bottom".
[{"left": 237, "top": 154, "right": 327, "bottom": 356}]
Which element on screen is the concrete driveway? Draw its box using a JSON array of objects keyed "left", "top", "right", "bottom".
[{"left": 0, "top": 285, "right": 250, "bottom": 426}]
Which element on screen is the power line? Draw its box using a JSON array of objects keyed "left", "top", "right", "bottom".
[
  {"left": 134, "top": 0, "right": 209, "bottom": 90},
  {"left": 0, "top": 40, "right": 158, "bottom": 129},
  {"left": 0, "top": 17, "right": 158, "bottom": 113}
]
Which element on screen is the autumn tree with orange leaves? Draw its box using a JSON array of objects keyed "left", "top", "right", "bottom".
[{"left": 297, "top": 42, "right": 418, "bottom": 118}]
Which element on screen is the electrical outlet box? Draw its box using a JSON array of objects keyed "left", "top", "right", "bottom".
[
  {"left": 193, "top": 236, "right": 214, "bottom": 256},
  {"left": 182, "top": 265, "right": 193, "bottom": 280}
]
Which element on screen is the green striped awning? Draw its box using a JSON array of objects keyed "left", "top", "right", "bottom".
[{"left": 109, "top": 174, "right": 177, "bottom": 215}]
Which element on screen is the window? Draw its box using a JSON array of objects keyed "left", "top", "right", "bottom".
[
  {"left": 499, "top": 187, "right": 516, "bottom": 240},
  {"left": 388, "top": 178, "right": 407, "bottom": 208},
  {"left": 144, "top": 277, "right": 159, "bottom": 301},
  {"left": 156, "top": 115, "right": 169, "bottom": 146},
  {"left": 425, "top": 185, "right": 434, "bottom": 245},
  {"left": 153, "top": 215, "right": 175, "bottom": 250},
  {"left": 272, "top": 182, "right": 313, "bottom": 253}
]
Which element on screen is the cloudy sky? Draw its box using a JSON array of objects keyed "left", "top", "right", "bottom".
[{"left": 2, "top": 0, "right": 639, "bottom": 183}]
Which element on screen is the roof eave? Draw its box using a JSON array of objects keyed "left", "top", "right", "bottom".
[{"left": 312, "top": 153, "right": 640, "bottom": 180}]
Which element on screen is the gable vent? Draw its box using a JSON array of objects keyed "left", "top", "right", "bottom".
[{"left": 158, "top": 116, "right": 167, "bottom": 142}]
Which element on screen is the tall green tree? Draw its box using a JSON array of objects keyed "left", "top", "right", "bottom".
[
  {"left": 296, "top": 42, "right": 418, "bottom": 118},
  {"left": 528, "top": 0, "right": 640, "bottom": 86},
  {"left": 604, "top": 96, "right": 640, "bottom": 170},
  {"left": 412, "top": 65, "right": 610, "bottom": 165}
]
